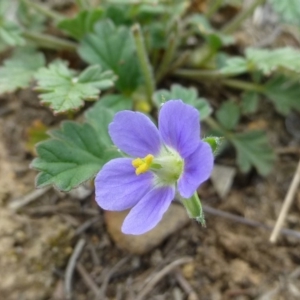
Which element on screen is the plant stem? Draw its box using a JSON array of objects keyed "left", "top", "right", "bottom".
[
  {"left": 174, "top": 69, "right": 265, "bottom": 93},
  {"left": 21, "top": 0, "right": 64, "bottom": 22},
  {"left": 221, "top": 0, "right": 266, "bottom": 34},
  {"left": 155, "top": 33, "right": 177, "bottom": 83},
  {"left": 132, "top": 23, "right": 155, "bottom": 106},
  {"left": 174, "top": 68, "right": 228, "bottom": 80},
  {"left": 75, "top": 0, "right": 90, "bottom": 10},
  {"left": 206, "top": 0, "right": 223, "bottom": 18},
  {"left": 222, "top": 79, "right": 265, "bottom": 92},
  {"left": 23, "top": 30, "right": 77, "bottom": 51}
]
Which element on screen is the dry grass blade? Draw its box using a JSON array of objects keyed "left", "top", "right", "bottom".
[
  {"left": 270, "top": 159, "right": 300, "bottom": 243},
  {"left": 135, "top": 257, "right": 193, "bottom": 300},
  {"left": 65, "top": 238, "right": 86, "bottom": 300}
]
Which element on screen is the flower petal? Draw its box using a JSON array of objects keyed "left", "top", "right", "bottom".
[
  {"left": 159, "top": 100, "right": 200, "bottom": 158},
  {"left": 122, "top": 186, "right": 175, "bottom": 235},
  {"left": 109, "top": 111, "right": 162, "bottom": 157},
  {"left": 95, "top": 158, "right": 153, "bottom": 211},
  {"left": 178, "top": 141, "right": 214, "bottom": 198}
]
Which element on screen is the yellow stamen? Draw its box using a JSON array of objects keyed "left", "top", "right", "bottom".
[
  {"left": 132, "top": 158, "right": 143, "bottom": 168},
  {"left": 145, "top": 154, "right": 154, "bottom": 164},
  {"left": 132, "top": 154, "right": 154, "bottom": 175}
]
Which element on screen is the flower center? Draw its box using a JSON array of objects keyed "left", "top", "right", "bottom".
[
  {"left": 132, "top": 147, "right": 184, "bottom": 185},
  {"left": 132, "top": 154, "right": 154, "bottom": 175}
]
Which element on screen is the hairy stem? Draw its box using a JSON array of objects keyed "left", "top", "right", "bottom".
[
  {"left": 156, "top": 34, "right": 177, "bottom": 82},
  {"left": 206, "top": 0, "right": 224, "bottom": 18},
  {"left": 23, "top": 30, "right": 77, "bottom": 51},
  {"left": 174, "top": 68, "right": 228, "bottom": 80},
  {"left": 21, "top": 0, "right": 63, "bottom": 22},
  {"left": 132, "top": 23, "right": 155, "bottom": 106},
  {"left": 75, "top": 0, "right": 90, "bottom": 9},
  {"left": 222, "top": 0, "right": 266, "bottom": 34},
  {"left": 222, "top": 79, "right": 265, "bottom": 92}
]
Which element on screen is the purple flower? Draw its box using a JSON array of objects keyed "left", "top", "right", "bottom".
[{"left": 95, "top": 100, "right": 214, "bottom": 235}]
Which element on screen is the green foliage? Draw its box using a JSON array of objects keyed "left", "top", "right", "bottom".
[
  {"left": 221, "top": 48, "right": 300, "bottom": 77},
  {"left": 219, "top": 57, "right": 248, "bottom": 75},
  {"left": 0, "top": 48, "right": 45, "bottom": 94},
  {"left": 216, "top": 101, "right": 240, "bottom": 130},
  {"left": 85, "top": 94, "right": 132, "bottom": 145},
  {"left": 188, "top": 14, "right": 235, "bottom": 46},
  {"left": 241, "top": 91, "right": 259, "bottom": 114},
  {"left": 203, "top": 136, "right": 224, "bottom": 156},
  {"left": 153, "top": 84, "right": 212, "bottom": 120},
  {"left": 34, "top": 60, "right": 116, "bottom": 113},
  {"left": 78, "top": 19, "right": 141, "bottom": 94},
  {"left": 17, "top": 1, "right": 46, "bottom": 32},
  {"left": 264, "top": 76, "right": 300, "bottom": 115},
  {"left": 31, "top": 121, "right": 119, "bottom": 191},
  {"left": 269, "top": 0, "right": 300, "bottom": 25},
  {"left": 58, "top": 9, "right": 103, "bottom": 39},
  {"left": 230, "top": 131, "right": 276, "bottom": 176}
]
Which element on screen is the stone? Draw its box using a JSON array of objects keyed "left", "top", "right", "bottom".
[{"left": 105, "top": 204, "right": 190, "bottom": 254}]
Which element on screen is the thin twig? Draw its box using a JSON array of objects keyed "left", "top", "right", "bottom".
[
  {"left": 74, "top": 216, "right": 101, "bottom": 236},
  {"left": 99, "top": 257, "right": 130, "bottom": 299},
  {"left": 8, "top": 186, "right": 51, "bottom": 211},
  {"left": 65, "top": 238, "right": 86, "bottom": 300},
  {"left": 76, "top": 262, "right": 101, "bottom": 297},
  {"left": 270, "top": 159, "right": 300, "bottom": 243},
  {"left": 203, "top": 205, "right": 300, "bottom": 239},
  {"left": 174, "top": 269, "right": 199, "bottom": 300},
  {"left": 135, "top": 257, "right": 193, "bottom": 300}
]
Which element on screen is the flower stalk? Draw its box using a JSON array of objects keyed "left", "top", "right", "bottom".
[
  {"left": 132, "top": 23, "right": 155, "bottom": 106},
  {"left": 181, "top": 192, "right": 206, "bottom": 226},
  {"left": 221, "top": 0, "right": 266, "bottom": 34},
  {"left": 22, "top": 30, "right": 77, "bottom": 51},
  {"left": 21, "top": 0, "right": 64, "bottom": 23}
]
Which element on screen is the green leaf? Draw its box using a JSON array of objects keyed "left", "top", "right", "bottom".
[
  {"left": 230, "top": 131, "right": 276, "bottom": 176},
  {"left": 188, "top": 14, "right": 235, "bottom": 46},
  {"left": 153, "top": 84, "right": 212, "bottom": 120},
  {"left": 246, "top": 47, "right": 300, "bottom": 76},
  {"left": 219, "top": 56, "right": 248, "bottom": 75},
  {"left": 0, "top": 0, "right": 25, "bottom": 51},
  {"left": 220, "top": 47, "right": 300, "bottom": 77},
  {"left": 216, "top": 101, "right": 240, "bottom": 130},
  {"left": 34, "top": 60, "right": 116, "bottom": 113},
  {"left": 17, "top": 0, "right": 46, "bottom": 32},
  {"left": 0, "top": 48, "right": 45, "bottom": 94},
  {"left": 241, "top": 91, "right": 259, "bottom": 114},
  {"left": 78, "top": 19, "right": 141, "bottom": 94},
  {"left": 58, "top": 9, "right": 103, "bottom": 39},
  {"left": 85, "top": 94, "right": 132, "bottom": 146},
  {"left": 264, "top": 76, "right": 300, "bottom": 115},
  {"left": 269, "top": 0, "right": 300, "bottom": 25},
  {"left": 31, "top": 121, "right": 119, "bottom": 191},
  {"left": 202, "top": 136, "right": 224, "bottom": 156}
]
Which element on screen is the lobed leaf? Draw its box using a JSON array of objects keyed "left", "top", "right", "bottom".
[
  {"left": 0, "top": 48, "right": 45, "bottom": 94},
  {"left": 58, "top": 9, "right": 103, "bottom": 39},
  {"left": 78, "top": 19, "right": 141, "bottom": 94},
  {"left": 264, "top": 75, "right": 300, "bottom": 115},
  {"left": 32, "top": 121, "right": 119, "bottom": 191},
  {"left": 230, "top": 131, "right": 276, "bottom": 176},
  {"left": 153, "top": 84, "right": 212, "bottom": 120},
  {"left": 34, "top": 60, "right": 116, "bottom": 113},
  {"left": 269, "top": 0, "right": 300, "bottom": 25},
  {"left": 216, "top": 101, "right": 240, "bottom": 130},
  {"left": 241, "top": 91, "right": 259, "bottom": 114}
]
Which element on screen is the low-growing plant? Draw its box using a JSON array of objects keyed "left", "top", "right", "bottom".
[{"left": 1, "top": 0, "right": 299, "bottom": 233}]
